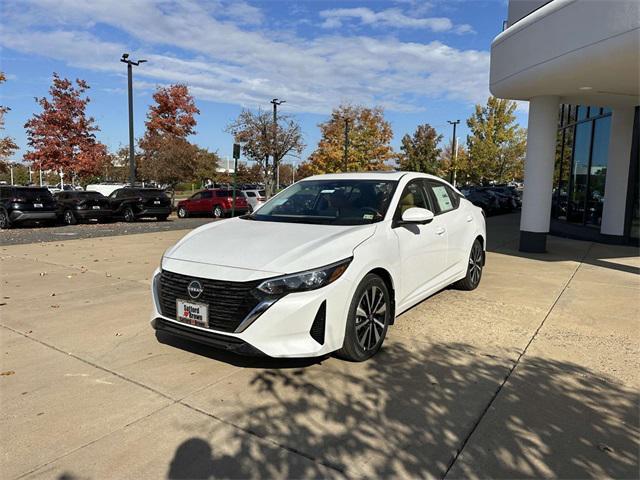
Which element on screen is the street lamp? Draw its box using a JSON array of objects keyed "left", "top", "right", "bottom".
[
  {"left": 270, "top": 98, "right": 285, "bottom": 193},
  {"left": 120, "top": 53, "right": 147, "bottom": 186}
]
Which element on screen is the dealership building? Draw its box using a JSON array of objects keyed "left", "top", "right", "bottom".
[{"left": 490, "top": 0, "right": 639, "bottom": 251}]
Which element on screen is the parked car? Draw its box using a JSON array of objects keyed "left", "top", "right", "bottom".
[
  {"left": 461, "top": 188, "right": 501, "bottom": 215},
  {"left": 107, "top": 188, "right": 172, "bottom": 222},
  {"left": 176, "top": 189, "right": 250, "bottom": 219},
  {"left": 152, "top": 172, "right": 486, "bottom": 361},
  {"left": 54, "top": 190, "right": 112, "bottom": 225},
  {"left": 488, "top": 185, "right": 522, "bottom": 208},
  {"left": 241, "top": 189, "right": 266, "bottom": 212},
  {"left": 0, "top": 186, "right": 58, "bottom": 229}
]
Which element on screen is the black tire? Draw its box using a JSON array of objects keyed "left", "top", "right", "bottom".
[
  {"left": 0, "top": 209, "right": 12, "bottom": 229},
  {"left": 454, "top": 239, "right": 484, "bottom": 291},
  {"left": 213, "top": 205, "right": 224, "bottom": 218},
  {"left": 177, "top": 206, "right": 188, "bottom": 219},
  {"left": 63, "top": 209, "right": 78, "bottom": 226},
  {"left": 336, "top": 273, "right": 391, "bottom": 362},
  {"left": 156, "top": 214, "right": 169, "bottom": 221},
  {"left": 123, "top": 206, "right": 135, "bottom": 223}
]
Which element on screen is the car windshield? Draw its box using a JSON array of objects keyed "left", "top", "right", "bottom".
[
  {"left": 132, "top": 189, "right": 166, "bottom": 197},
  {"left": 16, "top": 188, "right": 53, "bottom": 200},
  {"left": 246, "top": 179, "right": 397, "bottom": 225}
]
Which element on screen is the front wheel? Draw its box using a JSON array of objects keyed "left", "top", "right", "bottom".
[
  {"left": 336, "top": 274, "right": 391, "bottom": 362},
  {"left": 0, "top": 210, "right": 11, "bottom": 229},
  {"left": 63, "top": 209, "right": 77, "bottom": 225},
  {"left": 454, "top": 239, "right": 484, "bottom": 290},
  {"left": 177, "top": 206, "right": 188, "bottom": 218},
  {"left": 123, "top": 207, "right": 135, "bottom": 223}
]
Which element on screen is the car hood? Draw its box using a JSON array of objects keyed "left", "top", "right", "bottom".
[{"left": 164, "top": 217, "right": 377, "bottom": 275}]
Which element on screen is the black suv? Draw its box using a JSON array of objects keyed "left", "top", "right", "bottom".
[
  {"left": 108, "top": 188, "right": 172, "bottom": 222},
  {"left": 54, "top": 191, "right": 112, "bottom": 225},
  {"left": 0, "top": 186, "right": 58, "bottom": 229}
]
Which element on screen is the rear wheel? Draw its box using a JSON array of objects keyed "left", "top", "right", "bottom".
[
  {"left": 336, "top": 274, "right": 391, "bottom": 362},
  {"left": 177, "top": 206, "right": 188, "bottom": 218},
  {"left": 454, "top": 239, "right": 484, "bottom": 291},
  {"left": 63, "top": 209, "right": 78, "bottom": 225},
  {"left": 0, "top": 210, "right": 11, "bottom": 229},
  {"left": 123, "top": 207, "right": 135, "bottom": 223},
  {"left": 213, "top": 205, "right": 224, "bottom": 218}
]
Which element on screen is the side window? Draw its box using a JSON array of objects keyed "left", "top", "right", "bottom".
[
  {"left": 395, "top": 180, "right": 431, "bottom": 218},
  {"left": 201, "top": 191, "right": 212, "bottom": 199},
  {"left": 427, "top": 182, "right": 456, "bottom": 214},
  {"left": 0, "top": 188, "right": 8, "bottom": 201},
  {"left": 191, "top": 193, "right": 202, "bottom": 200}
]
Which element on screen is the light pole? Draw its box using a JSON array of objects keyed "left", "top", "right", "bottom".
[
  {"left": 343, "top": 118, "right": 350, "bottom": 172},
  {"left": 232, "top": 143, "right": 241, "bottom": 216},
  {"left": 120, "top": 53, "right": 146, "bottom": 186},
  {"left": 270, "top": 98, "right": 285, "bottom": 193},
  {"left": 447, "top": 120, "right": 460, "bottom": 186}
]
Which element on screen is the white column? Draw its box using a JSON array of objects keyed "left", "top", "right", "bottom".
[
  {"left": 519, "top": 96, "right": 559, "bottom": 252},
  {"left": 601, "top": 107, "right": 635, "bottom": 237}
]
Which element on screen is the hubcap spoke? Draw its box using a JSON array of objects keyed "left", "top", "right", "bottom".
[{"left": 355, "top": 285, "right": 388, "bottom": 350}]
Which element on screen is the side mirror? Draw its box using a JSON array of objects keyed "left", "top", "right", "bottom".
[{"left": 400, "top": 207, "right": 434, "bottom": 225}]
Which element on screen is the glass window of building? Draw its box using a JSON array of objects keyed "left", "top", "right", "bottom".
[{"left": 552, "top": 104, "right": 612, "bottom": 228}]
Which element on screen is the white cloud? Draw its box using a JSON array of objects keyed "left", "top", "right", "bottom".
[
  {"left": 0, "top": 0, "right": 488, "bottom": 114},
  {"left": 319, "top": 7, "right": 474, "bottom": 34}
]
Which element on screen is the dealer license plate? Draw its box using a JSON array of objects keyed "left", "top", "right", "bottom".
[
  {"left": 92, "top": 205, "right": 101, "bottom": 210},
  {"left": 176, "top": 299, "right": 208, "bottom": 328},
  {"left": 34, "top": 203, "right": 43, "bottom": 208}
]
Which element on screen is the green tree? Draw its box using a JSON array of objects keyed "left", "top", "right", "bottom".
[
  {"left": 398, "top": 124, "right": 442, "bottom": 174},
  {"left": 306, "top": 104, "right": 395, "bottom": 175},
  {"left": 466, "top": 96, "right": 526, "bottom": 184}
]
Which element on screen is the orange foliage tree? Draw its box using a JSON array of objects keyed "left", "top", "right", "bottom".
[{"left": 23, "top": 73, "right": 107, "bottom": 179}]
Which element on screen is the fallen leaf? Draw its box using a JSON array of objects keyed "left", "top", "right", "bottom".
[
  {"left": 50, "top": 293, "right": 56, "bottom": 297},
  {"left": 105, "top": 273, "right": 112, "bottom": 277},
  {"left": 0, "top": 370, "right": 15, "bottom": 376},
  {"left": 50, "top": 304, "right": 60, "bottom": 309},
  {"left": 598, "top": 443, "right": 614, "bottom": 453},
  {"left": 115, "top": 332, "right": 122, "bottom": 336},
  {"left": 39, "top": 272, "right": 47, "bottom": 277}
]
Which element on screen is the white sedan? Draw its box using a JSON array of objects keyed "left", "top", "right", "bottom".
[{"left": 151, "top": 172, "right": 486, "bottom": 361}]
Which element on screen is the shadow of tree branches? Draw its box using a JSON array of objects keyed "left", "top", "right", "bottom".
[{"left": 167, "top": 341, "right": 639, "bottom": 479}]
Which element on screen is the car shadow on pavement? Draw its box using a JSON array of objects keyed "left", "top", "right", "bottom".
[{"left": 165, "top": 341, "right": 639, "bottom": 479}]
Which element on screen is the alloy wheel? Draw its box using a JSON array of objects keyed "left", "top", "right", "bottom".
[
  {"left": 213, "top": 206, "right": 222, "bottom": 218},
  {"left": 178, "top": 207, "right": 186, "bottom": 218},
  {"left": 468, "top": 242, "right": 483, "bottom": 286},
  {"left": 354, "top": 285, "right": 387, "bottom": 351},
  {"left": 124, "top": 208, "right": 134, "bottom": 222},
  {"left": 64, "top": 210, "right": 74, "bottom": 225},
  {"left": 0, "top": 211, "right": 7, "bottom": 229}
]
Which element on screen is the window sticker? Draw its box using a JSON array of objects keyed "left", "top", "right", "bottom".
[
  {"left": 432, "top": 186, "right": 453, "bottom": 211},
  {"left": 363, "top": 213, "right": 374, "bottom": 220},
  {"left": 320, "top": 189, "right": 335, "bottom": 194}
]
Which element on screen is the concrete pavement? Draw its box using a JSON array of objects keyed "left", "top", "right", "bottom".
[{"left": 0, "top": 213, "right": 638, "bottom": 478}]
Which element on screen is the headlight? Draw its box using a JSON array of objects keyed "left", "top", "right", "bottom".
[{"left": 257, "top": 258, "right": 352, "bottom": 295}]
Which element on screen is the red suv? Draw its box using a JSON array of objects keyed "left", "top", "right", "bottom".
[{"left": 176, "top": 189, "right": 250, "bottom": 219}]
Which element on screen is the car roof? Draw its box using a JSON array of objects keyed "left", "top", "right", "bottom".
[{"left": 300, "top": 171, "right": 446, "bottom": 182}]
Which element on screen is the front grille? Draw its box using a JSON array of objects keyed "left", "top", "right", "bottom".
[{"left": 158, "top": 270, "right": 263, "bottom": 333}]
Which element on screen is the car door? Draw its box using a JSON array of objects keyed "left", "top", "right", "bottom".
[
  {"left": 187, "top": 192, "right": 203, "bottom": 213},
  {"left": 199, "top": 190, "right": 213, "bottom": 213},
  {"left": 392, "top": 179, "right": 448, "bottom": 306},
  {"left": 425, "top": 181, "right": 470, "bottom": 271}
]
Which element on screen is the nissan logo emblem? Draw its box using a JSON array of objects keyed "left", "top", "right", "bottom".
[{"left": 187, "top": 280, "right": 204, "bottom": 299}]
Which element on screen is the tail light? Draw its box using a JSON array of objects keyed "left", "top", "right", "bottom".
[
  {"left": 258, "top": 197, "right": 266, "bottom": 201},
  {"left": 11, "top": 197, "right": 26, "bottom": 203}
]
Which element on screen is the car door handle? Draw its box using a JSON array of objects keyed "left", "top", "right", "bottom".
[
  {"left": 435, "top": 227, "right": 446, "bottom": 236},
  {"left": 466, "top": 215, "right": 473, "bottom": 222}
]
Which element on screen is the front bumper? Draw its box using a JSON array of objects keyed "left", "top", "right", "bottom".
[
  {"left": 10, "top": 210, "right": 57, "bottom": 222},
  {"left": 137, "top": 207, "right": 171, "bottom": 217},
  {"left": 150, "top": 266, "right": 354, "bottom": 358},
  {"left": 75, "top": 208, "right": 113, "bottom": 220}
]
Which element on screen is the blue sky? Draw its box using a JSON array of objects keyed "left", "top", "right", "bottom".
[{"left": 1, "top": 0, "right": 523, "bottom": 166}]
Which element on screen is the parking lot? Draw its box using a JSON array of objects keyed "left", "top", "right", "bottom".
[{"left": 1, "top": 213, "right": 638, "bottom": 479}]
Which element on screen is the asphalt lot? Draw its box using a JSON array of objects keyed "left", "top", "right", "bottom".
[
  {"left": 1, "top": 213, "right": 638, "bottom": 478},
  {"left": 0, "top": 216, "right": 213, "bottom": 246}
]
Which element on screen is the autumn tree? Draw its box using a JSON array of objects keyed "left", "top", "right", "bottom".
[
  {"left": 439, "top": 142, "right": 471, "bottom": 185},
  {"left": 139, "top": 84, "right": 203, "bottom": 190},
  {"left": 398, "top": 124, "right": 442, "bottom": 174},
  {"left": 24, "top": 73, "right": 107, "bottom": 180},
  {"left": 466, "top": 96, "right": 526, "bottom": 184},
  {"left": 306, "top": 104, "right": 395, "bottom": 175},
  {"left": 0, "top": 72, "right": 18, "bottom": 173},
  {"left": 226, "top": 109, "right": 304, "bottom": 196}
]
